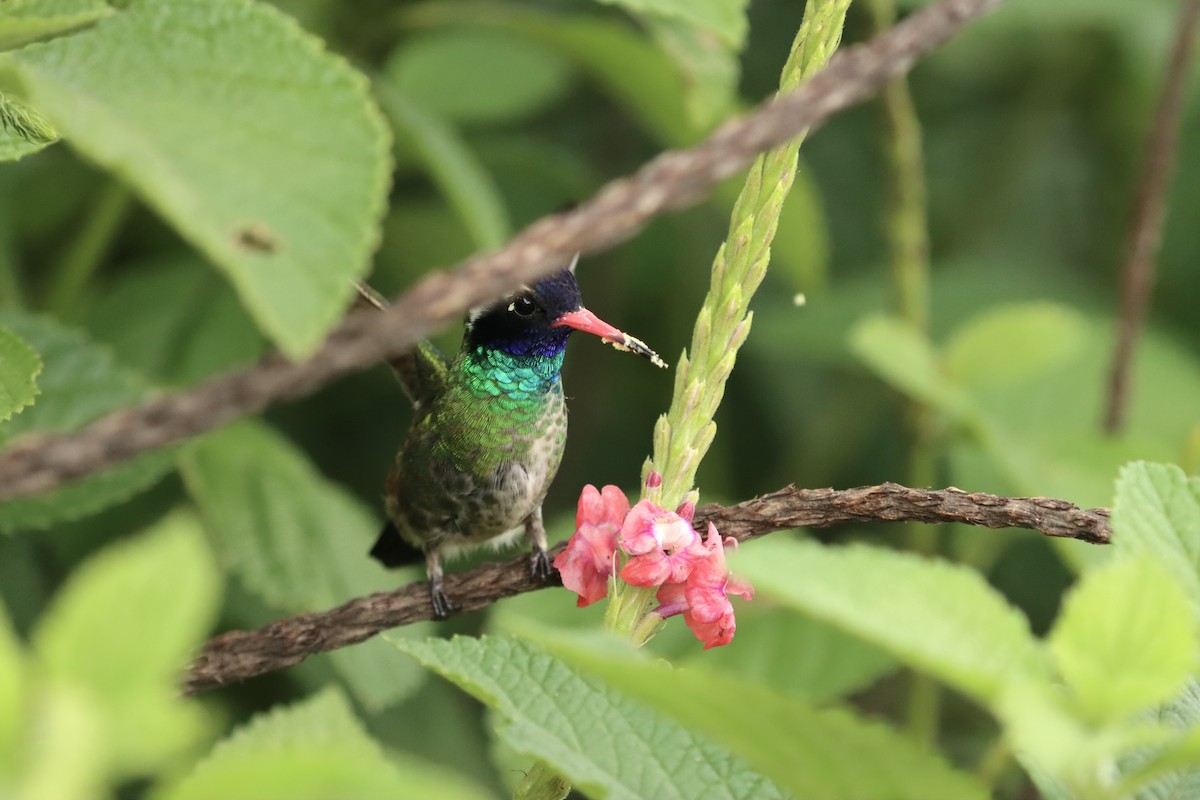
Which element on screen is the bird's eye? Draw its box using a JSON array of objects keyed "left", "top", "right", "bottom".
[{"left": 509, "top": 295, "right": 537, "bottom": 317}]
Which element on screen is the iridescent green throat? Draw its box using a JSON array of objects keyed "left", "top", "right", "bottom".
[{"left": 460, "top": 346, "right": 566, "bottom": 405}]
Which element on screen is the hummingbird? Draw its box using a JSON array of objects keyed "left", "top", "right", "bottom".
[{"left": 356, "top": 259, "right": 666, "bottom": 617}]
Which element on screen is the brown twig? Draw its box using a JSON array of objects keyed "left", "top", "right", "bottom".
[
  {"left": 0, "top": 0, "right": 1005, "bottom": 504},
  {"left": 1103, "top": 0, "right": 1200, "bottom": 433},
  {"left": 182, "top": 482, "right": 1109, "bottom": 695}
]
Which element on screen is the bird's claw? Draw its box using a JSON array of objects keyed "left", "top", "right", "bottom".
[
  {"left": 530, "top": 547, "right": 553, "bottom": 581},
  {"left": 430, "top": 580, "right": 455, "bottom": 619}
]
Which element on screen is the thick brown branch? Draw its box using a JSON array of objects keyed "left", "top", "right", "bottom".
[
  {"left": 182, "top": 482, "right": 1109, "bottom": 695},
  {"left": 1104, "top": 0, "right": 1200, "bottom": 433},
  {"left": 0, "top": 0, "right": 1005, "bottom": 504}
]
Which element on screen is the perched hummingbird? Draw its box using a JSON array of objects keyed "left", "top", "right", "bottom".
[{"left": 357, "top": 260, "right": 665, "bottom": 617}]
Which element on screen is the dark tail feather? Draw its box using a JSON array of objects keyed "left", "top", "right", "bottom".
[{"left": 370, "top": 520, "right": 424, "bottom": 568}]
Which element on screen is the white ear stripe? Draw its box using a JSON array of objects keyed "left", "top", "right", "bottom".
[{"left": 566, "top": 253, "right": 580, "bottom": 274}]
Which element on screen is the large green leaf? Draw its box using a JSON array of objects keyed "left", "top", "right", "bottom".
[
  {"left": 0, "top": 322, "right": 40, "bottom": 421},
  {"left": 0, "top": 312, "right": 175, "bottom": 532},
  {"left": 154, "top": 688, "right": 490, "bottom": 800},
  {"left": 1111, "top": 462, "right": 1200, "bottom": 609},
  {"left": 83, "top": 257, "right": 265, "bottom": 387},
  {"left": 849, "top": 313, "right": 974, "bottom": 420},
  {"left": 31, "top": 512, "right": 220, "bottom": 776},
  {"left": 943, "top": 302, "right": 1087, "bottom": 390},
  {"left": 677, "top": 607, "right": 898, "bottom": 703},
  {"left": 179, "top": 421, "right": 426, "bottom": 711},
  {"left": 8, "top": 0, "right": 391, "bottom": 356},
  {"left": 1049, "top": 556, "right": 1196, "bottom": 724},
  {"left": 393, "top": 635, "right": 789, "bottom": 799},
  {"left": 544, "top": 637, "right": 987, "bottom": 800},
  {"left": 384, "top": 28, "right": 573, "bottom": 126},
  {"left": 736, "top": 538, "right": 1047, "bottom": 704}
]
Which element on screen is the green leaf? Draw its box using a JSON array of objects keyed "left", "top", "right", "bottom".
[
  {"left": 393, "top": 635, "right": 789, "bottom": 799},
  {"left": 1119, "top": 724, "right": 1200, "bottom": 799},
  {"left": 594, "top": 0, "right": 748, "bottom": 48},
  {"left": 849, "top": 313, "right": 973, "bottom": 419},
  {"left": 13, "top": 683, "right": 106, "bottom": 800},
  {"left": 947, "top": 314, "right": 1200, "bottom": 516},
  {"left": 0, "top": 312, "right": 175, "bottom": 532},
  {"left": 736, "top": 538, "right": 1047, "bottom": 704},
  {"left": 677, "top": 607, "right": 898, "bottom": 703},
  {"left": 83, "top": 257, "right": 265, "bottom": 387},
  {"left": 31, "top": 512, "right": 219, "bottom": 775},
  {"left": 0, "top": 323, "right": 40, "bottom": 421},
  {"left": 944, "top": 302, "right": 1087, "bottom": 389},
  {"left": 544, "top": 638, "right": 988, "bottom": 800},
  {"left": 403, "top": 3, "right": 695, "bottom": 145},
  {"left": 179, "top": 421, "right": 426, "bottom": 711},
  {"left": 597, "top": 0, "right": 747, "bottom": 129},
  {"left": 10, "top": 0, "right": 391, "bottom": 357},
  {"left": 1129, "top": 679, "right": 1200, "bottom": 798},
  {"left": 0, "top": 0, "right": 112, "bottom": 52},
  {"left": 0, "top": 601, "right": 23, "bottom": 771},
  {"left": 385, "top": 28, "right": 573, "bottom": 126},
  {"left": 644, "top": 15, "right": 738, "bottom": 130},
  {"left": 1111, "top": 462, "right": 1200, "bottom": 609},
  {"left": 1049, "top": 556, "right": 1196, "bottom": 724},
  {"left": 155, "top": 688, "right": 491, "bottom": 800},
  {"left": 375, "top": 83, "right": 510, "bottom": 250}
]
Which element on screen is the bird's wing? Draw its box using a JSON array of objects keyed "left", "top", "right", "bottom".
[{"left": 353, "top": 281, "right": 449, "bottom": 408}]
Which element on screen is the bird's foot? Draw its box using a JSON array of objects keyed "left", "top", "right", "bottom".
[
  {"left": 430, "top": 578, "right": 455, "bottom": 620},
  {"left": 530, "top": 546, "right": 553, "bottom": 581}
]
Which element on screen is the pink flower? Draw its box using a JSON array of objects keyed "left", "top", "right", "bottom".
[
  {"left": 655, "top": 523, "right": 754, "bottom": 649},
  {"left": 554, "top": 485, "right": 629, "bottom": 607},
  {"left": 558, "top": 482, "right": 754, "bottom": 649},
  {"left": 618, "top": 500, "right": 706, "bottom": 586}
]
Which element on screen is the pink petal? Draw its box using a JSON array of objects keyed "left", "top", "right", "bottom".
[
  {"left": 558, "top": 485, "right": 629, "bottom": 607},
  {"left": 576, "top": 484, "right": 630, "bottom": 528},
  {"left": 620, "top": 550, "right": 671, "bottom": 586},
  {"left": 686, "top": 609, "right": 737, "bottom": 649},
  {"left": 553, "top": 532, "right": 613, "bottom": 607},
  {"left": 617, "top": 500, "right": 663, "bottom": 555}
]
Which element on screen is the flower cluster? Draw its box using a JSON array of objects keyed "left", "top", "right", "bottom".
[{"left": 554, "top": 480, "right": 753, "bottom": 649}]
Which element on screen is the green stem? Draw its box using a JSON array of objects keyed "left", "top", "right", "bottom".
[{"left": 43, "top": 181, "right": 131, "bottom": 318}]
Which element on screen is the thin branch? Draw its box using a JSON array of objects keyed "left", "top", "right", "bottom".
[
  {"left": 182, "top": 482, "right": 1110, "bottom": 695},
  {"left": 1103, "top": 0, "right": 1200, "bottom": 433},
  {"left": 0, "top": 0, "right": 1005, "bottom": 504}
]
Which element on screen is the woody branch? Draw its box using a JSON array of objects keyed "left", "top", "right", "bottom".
[{"left": 182, "top": 482, "right": 1109, "bottom": 695}]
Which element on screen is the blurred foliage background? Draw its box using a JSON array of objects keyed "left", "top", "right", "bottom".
[{"left": 1, "top": 0, "right": 1197, "bottom": 796}]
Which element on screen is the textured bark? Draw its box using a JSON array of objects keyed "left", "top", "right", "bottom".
[{"left": 183, "top": 481, "right": 1108, "bottom": 695}]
